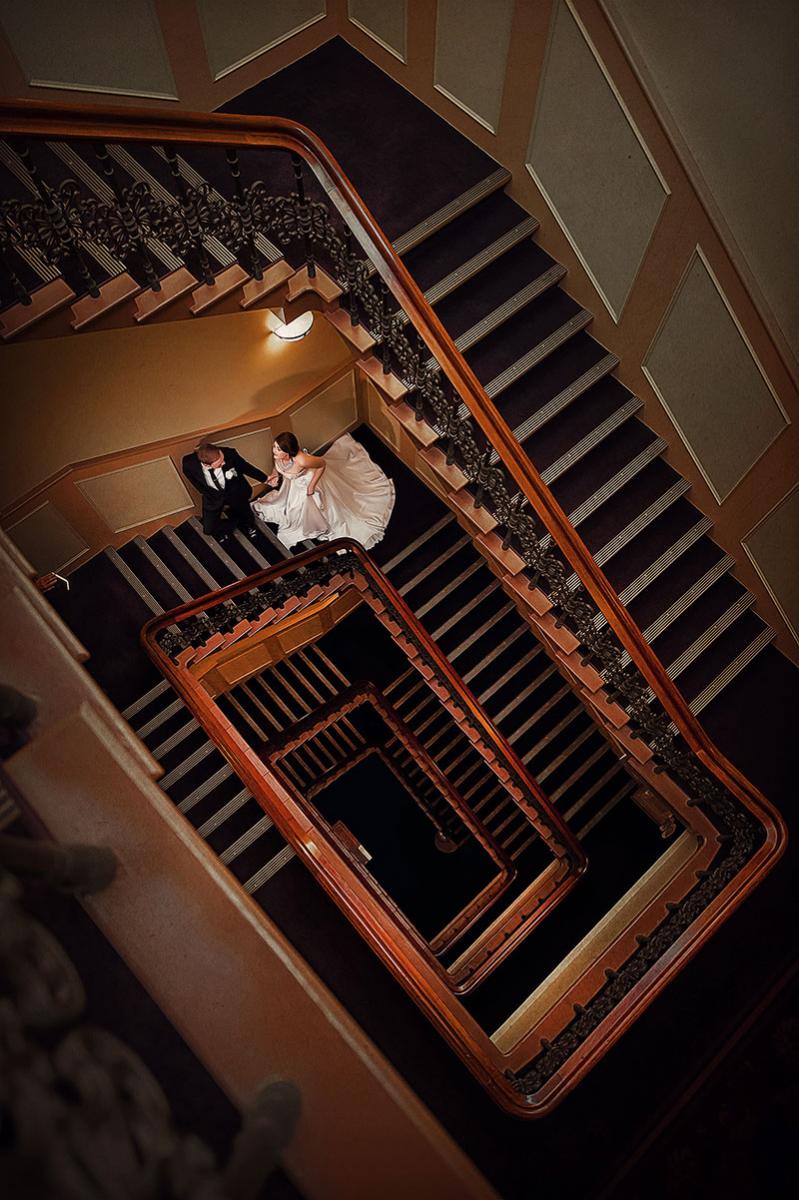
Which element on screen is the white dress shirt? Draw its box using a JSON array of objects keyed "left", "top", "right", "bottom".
[{"left": 202, "top": 462, "right": 227, "bottom": 490}]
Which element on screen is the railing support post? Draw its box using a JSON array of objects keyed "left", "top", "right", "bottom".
[
  {"left": 93, "top": 141, "right": 161, "bottom": 292},
  {"left": 290, "top": 152, "right": 316, "bottom": 279},
  {"left": 225, "top": 147, "right": 263, "bottom": 282},
  {"left": 162, "top": 145, "right": 214, "bottom": 286}
]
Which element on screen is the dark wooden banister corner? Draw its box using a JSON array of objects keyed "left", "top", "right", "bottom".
[{"left": 0, "top": 97, "right": 785, "bottom": 862}]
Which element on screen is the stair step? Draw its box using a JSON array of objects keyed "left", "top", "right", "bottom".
[
  {"left": 593, "top": 515, "right": 714, "bottom": 625},
  {"left": 159, "top": 739, "right": 218, "bottom": 791},
  {"left": 429, "top": 580, "right": 500, "bottom": 641},
  {"left": 570, "top": 480, "right": 692, "bottom": 589},
  {"left": 392, "top": 166, "right": 511, "bottom": 255},
  {"left": 151, "top": 716, "right": 201, "bottom": 761},
  {"left": 474, "top": 308, "right": 593, "bottom": 406},
  {"left": 177, "top": 764, "right": 233, "bottom": 814},
  {"left": 135, "top": 696, "right": 185, "bottom": 739},
  {"left": 423, "top": 216, "right": 540, "bottom": 307},
  {"left": 104, "top": 546, "right": 163, "bottom": 614},
  {"left": 690, "top": 626, "right": 775, "bottom": 715},
  {"left": 122, "top": 679, "right": 171, "bottom": 721},
  {"left": 196, "top": 788, "right": 252, "bottom": 838},
  {"left": 134, "top": 536, "right": 194, "bottom": 603},
  {"left": 220, "top": 813, "right": 275, "bottom": 865},
  {"left": 576, "top": 778, "right": 637, "bottom": 840},
  {"left": 667, "top": 593, "right": 756, "bottom": 680},
  {"left": 244, "top": 845, "right": 297, "bottom": 894},
  {"left": 187, "top": 517, "right": 246, "bottom": 579},
  {"left": 562, "top": 438, "right": 669, "bottom": 532},
  {"left": 383, "top": 520, "right": 460, "bottom": 582},
  {"left": 397, "top": 533, "right": 469, "bottom": 595},
  {"left": 541, "top": 397, "right": 643, "bottom": 486},
  {"left": 439, "top": 263, "right": 568, "bottom": 375},
  {"left": 623, "top": 554, "right": 736, "bottom": 661}
]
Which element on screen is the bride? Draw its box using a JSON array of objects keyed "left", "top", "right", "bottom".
[{"left": 252, "top": 431, "right": 395, "bottom": 551}]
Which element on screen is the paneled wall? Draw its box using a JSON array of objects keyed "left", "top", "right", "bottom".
[
  {"left": 0, "top": 0, "right": 796, "bottom": 654},
  {"left": 337, "top": 0, "right": 799, "bottom": 661},
  {"left": 2, "top": 309, "right": 357, "bottom": 574}
]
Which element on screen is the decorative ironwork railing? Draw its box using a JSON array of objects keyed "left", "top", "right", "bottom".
[{"left": 1, "top": 100, "right": 786, "bottom": 1111}]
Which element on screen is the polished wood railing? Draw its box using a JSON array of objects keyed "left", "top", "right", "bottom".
[
  {"left": 0, "top": 101, "right": 784, "bottom": 859},
  {"left": 2, "top": 100, "right": 787, "bottom": 1113}
]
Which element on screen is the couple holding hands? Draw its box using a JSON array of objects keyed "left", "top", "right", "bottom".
[{"left": 182, "top": 431, "right": 395, "bottom": 552}]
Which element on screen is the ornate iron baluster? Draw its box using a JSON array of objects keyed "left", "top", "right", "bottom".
[
  {"left": 161, "top": 145, "right": 214, "bottom": 286},
  {"left": 13, "top": 140, "right": 99, "bottom": 298},
  {"left": 290, "top": 152, "right": 316, "bottom": 278},
  {"left": 380, "top": 279, "right": 392, "bottom": 374},
  {"left": 225, "top": 147, "right": 262, "bottom": 281},
  {"left": 344, "top": 229, "right": 360, "bottom": 326},
  {"left": 91, "top": 142, "right": 161, "bottom": 291},
  {"left": 0, "top": 225, "right": 30, "bottom": 305}
]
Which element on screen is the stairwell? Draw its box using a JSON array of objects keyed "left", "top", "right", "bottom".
[{"left": 4, "top": 36, "right": 798, "bottom": 1200}]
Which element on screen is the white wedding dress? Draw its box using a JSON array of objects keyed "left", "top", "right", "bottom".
[{"left": 252, "top": 433, "right": 395, "bottom": 551}]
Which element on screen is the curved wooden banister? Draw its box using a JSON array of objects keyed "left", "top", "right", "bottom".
[
  {"left": 141, "top": 537, "right": 585, "bottom": 870},
  {"left": 0, "top": 98, "right": 786, "bottom": 851}
]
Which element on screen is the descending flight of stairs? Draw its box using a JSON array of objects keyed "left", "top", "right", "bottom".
[
  {"left": 1, "top": 40, "right": 778, "bottom": 725},
  {"left": 71, "top": 432, "right": 649, "bottom": 936},
  {"left": 14, "top": 38, "right": 798, "bottom": 1200}
]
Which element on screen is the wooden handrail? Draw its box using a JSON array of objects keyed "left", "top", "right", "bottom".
[
  {"left": 0, "top": 98, "right": 785, "bottom": 851},
  {"left": 141, "top": 537, "right": 585, "bottom": 869}
]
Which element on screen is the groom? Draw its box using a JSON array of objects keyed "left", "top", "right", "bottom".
[{"left": 182, "top": 441, "right": 273, "bottom": 544}]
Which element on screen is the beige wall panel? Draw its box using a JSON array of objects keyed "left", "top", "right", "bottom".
[
  {"left": 364, "top": 382, "right": 401, "bottom": 453},
  {"left": 197, "top": 0, "right": 326, "bottom": 79},
  {"left": 348, "top": 0, "right": 406, "bottom": 60},
  {"left": 434, "top": 0, "right": 514, "bottom": 131},
  {"left": 605, "top": 0, "right": 799, "bottom": 359},
  {"left": 744, "top": 483, "right": 799, "bottom": 643},
  {"left": 291, "top": 371, "right": 357, "bottom": 451},
  {"left": 527, "top": 1, "right": 667, "bottom": 318},
  {"left": 77, "top": 457, "right": 192, "bottom": 533},
  {"left": 224, "top": 427, "right": 275, "bottom": 476},
  {"left": 7, "top": 501, "right": 88, "bottom": 573},
  {"left": 0, "top": 0, "right": 176, "bottom": 98},
  {"left": 2, "top": 312, "right": 352, "bottom": 510},
  {"left": 644, "top": 250, "right": 788, "bottom": 503}
]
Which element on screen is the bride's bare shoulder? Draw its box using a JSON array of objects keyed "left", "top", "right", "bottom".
[{"left": 296, "top": 449, "right": 325, "bottom": 468}]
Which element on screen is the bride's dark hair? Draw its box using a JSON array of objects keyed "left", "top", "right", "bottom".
[{"left": 275, "top": 431, "right": 299, "bottom": 457}]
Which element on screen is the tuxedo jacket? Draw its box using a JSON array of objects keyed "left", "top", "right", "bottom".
[{"left": 182, "top": 447, "right": 268, "bottom": 511}]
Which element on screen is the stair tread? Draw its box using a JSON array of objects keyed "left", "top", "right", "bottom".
[
  {"left": 601, "top": 497, "right": 706, "bottom": 594},
  {"left": 434, "top": 242, "right": 557, "bottom": 341},
  {"left": 549, "top": 417, "right": 662, "bottom": 515},
  {"left": 576, "top": 459, "right": 682, "bottom": 555},
  {"left": 402, "top": 190, "right": 531, "bottom": 291},
  {"left": 649, "top": 574, "right": 750, "bottom": 668},
  {"left": 493, "top": 332, "right": 610, "bottom": 424},
  {"left": 465, "top": 287, "right": 582, "bottom": 384},
  {"left": 627, "top": 539, "right": 730, "bottom": 631},
  {"left": 521, "top": 376, "right": 638, "bottom": 474},
  {"left": 674, "top": 609, "right": 769, "bottom": 704}
]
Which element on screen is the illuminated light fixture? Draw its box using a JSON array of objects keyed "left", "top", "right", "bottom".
[{"left": 272, "top": 311, "right": 314, "bottom": 341}]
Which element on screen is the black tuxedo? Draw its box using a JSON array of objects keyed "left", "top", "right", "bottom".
[{"left": 182, "top": 447, "right": 270, "bottom": 538}]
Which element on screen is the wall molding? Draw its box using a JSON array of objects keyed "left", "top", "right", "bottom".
[
  {"left": 742, "top": 478, "right": 799, "bottom": 647},
  {"left": 201, "top": 11, "right": 327, "bottom": 81},
  {"left": 598, "top": 0, "right": 799, "bottom": 385},
  {"left": 642, "top": 245, "right": 789, "bottom": 505},
  {"left": 525, "top": 0, "right": 669, "bottom": 323},
  {"left": 347, "top": 7, "right": 406, "bottom": 63}
]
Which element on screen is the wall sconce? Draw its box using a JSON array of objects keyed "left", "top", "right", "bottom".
[{"left": 267, "top": 309, "right": 314, "bottom": 341}]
